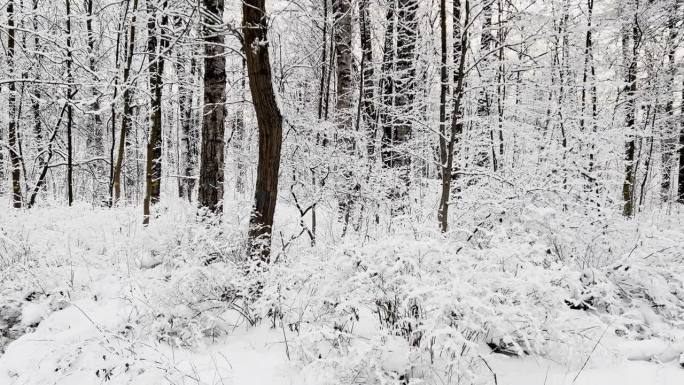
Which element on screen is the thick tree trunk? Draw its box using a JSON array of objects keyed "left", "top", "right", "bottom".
[
  {"left": 143, "top": 0, "right": 167, "bottom": 224},
  {"left": 112, "top": 0, "right": 139, "bottom": 204},
  {"left": 244, "top": 0, "right": 284, "bottom": 261},
  {"left": 198, "top": 0, "right": 226, "bottom": 212},
  {"left": 7, "top": 0, "right": 22, "bottom": 207}
]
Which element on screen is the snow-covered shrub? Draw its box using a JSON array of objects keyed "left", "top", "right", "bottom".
[
  {"left": 261, "top": 228, "right": 608, "bottom": 384},
  {"left": 127, "top": 211, "right": 273, "bottom": 348}
]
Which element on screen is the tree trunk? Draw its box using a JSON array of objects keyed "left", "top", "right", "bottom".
[
  {"left": 437, "top": 0, "right": 450, "bottom": 231},
  {"left": 7, "top": 0, "right": 22, "bottom": 207},
  {"left": 477, "top": 0, "right": 494, "bottom": 170},
  {"left": 579, "top": 0, "right": 597, "bottom": 187},
  {"left": 380, "top": 0, "right": 396, "bottom": 166},
  {"left": 317, "top": 0, "right": 329, "bottom": 122},
  {"left": 234, "top": 58, "right": 246, "bottom": 195},
  {"left": 31, "top": 0, "right": 43, "bottom": 174},
  {"left": 661, "top": 5, "right": 677, "bottom": 202},
  {"left": 622, "top": 5, "right": 639, "bottom": 217},
  {"left": 112, "top": 0, "right": 139, "bottom": 204},
  {"left": 198, "top": 0, "right": 227, "bottom": 212},
  {"left": 66, "top": 0, "right": 74, "bottom": 206},
  {"left": 144, "top": 0, "right": 167, "bottom": 224},
  {"left": 678, "top": 76, "right": 684, "bottom": 202},
  {"left": 109, "top": 1, "right": 130, "bottom": 204},
  {"left": 359, "top": 0, "right": 377, "bottom": 160},
  {"left": 495, "top": 0, "right": 506, "bottom": 166},
  {"left": 244, "top": 0, "right": 284, "bottom": 261},
  {"left": 85, "top": 0, "right": 101, "bottom": 126},
  {"left": 334, "top": 0, "right": 354, "bottom": 141},
  {"left": 176, "top": 41, "right": 196, "bottom": 202},
  {"left": 333, "top": 0, "right": 355, "bottom": 231},
  {"left": 438, "top": 0, "right": 468, "bottom": 232}
]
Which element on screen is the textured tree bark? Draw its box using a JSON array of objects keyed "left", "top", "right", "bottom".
[
  {"left": 176, "top": 44, "right": 196, "bottom": 202},
  {"left": 143, "top": 0, "right": 167, "bottom": 224},
  {"left": 317, "top": 0, "right": 329, "bottom": 122},
  {"left": 198, "top": 0, "right": 226, "bottom": 212},
  {"left": 112, "top": 0, "right": 139, "bottom": 204},
  {"left": 438, "top": 0, "right": 468, "bottom": 233},
  {"left": 359, "top": 0, "right": 377, "bottom": 160},
  {"left": 31, "top": 0, "right": 43, "bottom": 173},
  {"left": 678, "top": 76, "right": 684, "bottom": 203},
  {"left": 553, "top": 1, "right": 570, "bottom": 191},
  {"left": 437, "top": 0, "right": 451, "bottom": 231},
  {"left": 334, "top": 0, "right": 354, "bottom": 141},
  {"left": 622, "top": 6, "right": 639, "bottom": 217},
  {"left": 333, "top": 0, "right": 355, "bottom": 230},
  {"left": 31, "top": 89, "right": 42, "bottom": 168},
  {"left": 85, "top": 0, "right": 101, "bottom": 125},
  {"left": 380, "top": 0, "right": 395, "bottom": 166},
  {"left": 66, "top": 0, "right": 74, "bottom": 206},
  {"left": 477, "top": 0, "right": 495, "bottom": 170},
  {"left": 579, "top": 0, "right": 597, "bottom": 185},
  {"left": 660, "top": 6, "right": 677, "bottom": 202},
  {"left": 7, "top": 0, "right": 22, "bottom": 208},
  {"left": 495, "top": 0, "right": 506, "bottom": 165},
  {"left": 233, "top": 59, "right": 246, "bottom": 195},
  {"left": 244, "top": 0, "right": 284, "bottom": 261}
]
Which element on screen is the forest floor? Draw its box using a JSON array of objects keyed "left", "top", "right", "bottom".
[{"left": 1, "top": 199, "right": 684, "bottom": 384}]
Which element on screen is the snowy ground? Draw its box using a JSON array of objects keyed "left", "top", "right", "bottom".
[{"left": 1, "top": 200, "right": 684, "bottom": 384}]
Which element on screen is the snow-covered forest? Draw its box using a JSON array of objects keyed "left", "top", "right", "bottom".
[{"left": 1, "top": 0, "right": 684, "bottom": 383}]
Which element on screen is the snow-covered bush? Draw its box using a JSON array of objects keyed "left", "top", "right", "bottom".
[
  {"left": 257, "top": 230, "right": 592, "bottom": 383},
  {"left": 3, "top": 201, "right": 684, "bottom": 384}
]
